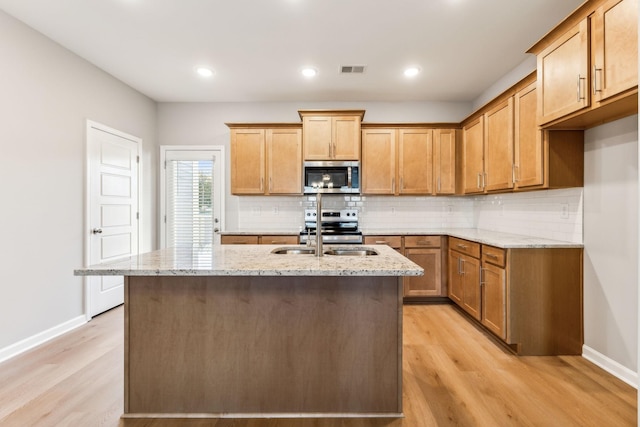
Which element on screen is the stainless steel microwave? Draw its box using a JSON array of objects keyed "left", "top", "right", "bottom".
[{"left": 303, "top": 161, "right": 360, "bottom": 194}]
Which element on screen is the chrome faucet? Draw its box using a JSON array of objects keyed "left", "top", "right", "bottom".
[{"left": 315, "top": 192, "right": 323, "bottom": 257}]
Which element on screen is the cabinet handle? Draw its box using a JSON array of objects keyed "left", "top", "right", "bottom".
[
  {"left": 392, "top": 178, "right": 395, "bottom": 193},
  {"left": 417, "top": 240, "right": 431, "bottom": 246},
  {"left": 577, "top": 75, "right": 586, "bottom": 102},
  {"left": 260, "top": 177, "right": 264, "bottom": 192},
  {"left": 375, "top": 240, "right": 389, "bottom": 245},
  {"left": 593, "top": 66, "right": 602, "bottom": 94},
  {"left": 269, "top": 177, "right": 272, "bottom": 192},
  {"left": 460, "top": 258, "right": 465, "bottom": 275},
  {"left": 400, "top": 177, "right": 404, "bottom": 191},
  {"left": 457, "top": 243, "right": 467, "bottom": 249},
  {"left": 437, "top": 177, "right": 441, "bottom": 193},
  {"left": 457, "top": 257, "right": 462, "bottom": 275},
  {"left": 477, "top": 173, "right": 481, "bottom": 189},
  {"left": 480, "top": 267, "right": 486, "bottom": 285},
  {"left": 486, "top": 253, "right": 498, "bottom": 259},
  {"left": 483, "top": 172, "right": 487, "bottom": 189}
]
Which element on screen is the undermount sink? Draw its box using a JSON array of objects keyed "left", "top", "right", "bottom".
[
  {"left": 271, "top": 247, "right": 379, "bottom": 256},
  {"left": 271, "top": 248, "right": 316, "bottom": 255},
  {"left": 322, "top": 248, "right": 378, "bottom": 256}
]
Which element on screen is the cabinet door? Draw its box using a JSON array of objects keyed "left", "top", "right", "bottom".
[
  {"left": 266, "top": 128, "right": 302, "bottom": 194},
  {"left": 484, "top": 98, "right": 514, "bottom": 192},
  {"left": 448, "top": 251, "right": 463, "bottom": 304},
  {"left": 231, "top": 129, "right": 265, "bottom": 194},
  {"left": 592, "top": 0, "right": 638, "bottom": 102},
  {"left": 303, "top": 116, "right": 332, "bottom": 160},
  {"left": 332, "top": 116, "right": 361, "bottom": 160},
  {"left": 461, "top": 254, "right": 481, "bottom": 321},
  {"left": 361, "top": 129, "right": 396, "bottom": 194},
  {"left": 404, "top": 248, "right": 442, "bottom": 297},
  {"left": 514, "top": 82, "right": 544, "bottom": 188},
  {"left": 221, "top": 235, "right": 260, "bottom": 244},
  {"left": 481, "top": 262, "right": 507, "bottom": 340},
  {"left": 462, "top": 117, "right": 484, "bottom": 194},
  {"left": 259, "top": 235, "right": 299, "bottom": 245},
  {"left": 398, "top": 128, "right": 433, "bottom": 194},
  {"left": 433, "top": 129, "right": 456, "bottom": 195},
  {"left": 537, "top": 18, "right": 589, "bottom": 124}
]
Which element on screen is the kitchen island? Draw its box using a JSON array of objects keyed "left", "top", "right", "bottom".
[{"left": 75, "top": 244, "right": 422, "bottom": 420}]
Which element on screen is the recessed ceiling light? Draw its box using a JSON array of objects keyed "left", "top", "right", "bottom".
[
  {"left": 301, "top": 67, "right": 318, "bottom": 77},
  {"left": 196, "top": 67, "right": 214, "bottom": 78},
  {"left": 404, "top": 67, "right": 421, "bottom": 78}
]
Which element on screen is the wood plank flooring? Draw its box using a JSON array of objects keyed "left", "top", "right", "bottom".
[{"left": 0, "top": 304, "right": 636, "bottom": 427}]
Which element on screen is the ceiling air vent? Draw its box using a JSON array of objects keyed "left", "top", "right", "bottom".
[{"left": 340, "top": 65, "right": 366, "bottom": 74}]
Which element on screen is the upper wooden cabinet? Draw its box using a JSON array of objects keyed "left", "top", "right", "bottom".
[
  {"left": 433, "top": 129, "right": 457, "bottom": 195},
  {"left": 514, "top": 82, "right": 544, "bottom": 189},
  {"left": 398, "top": 128, "right": 433, "bottom": 195},
  {"left": 483, "top": 98, "right": 514, "bottom": 192},
  {"left": 462, "top": 117, "right": 484, "bottom": 194},
  {"left": 592, "top": 0, "right": 638, "bottom": 103},
  {"left": 529, "top": 0, "right": 638, "bottom": 128},
  {"left": 463, "top": 96, "right": 516, "bottom": 195},
  {"left": 361, "top": 128, "right": 396, "bottom": 194},
  {"left": 299, "top": 110, "right": 364, "bottom": 160},
  {"left": 361, "top": 126, "right": 447, "bottom": 195},
  {"left": 536, "top": 18, "right": 589, "bottom": 124},
  {"left": 228, "top": 124, "right": 302, "bottom": 195}
]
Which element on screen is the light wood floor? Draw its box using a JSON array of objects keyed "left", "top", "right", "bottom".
[{"left": 0, "top": 304, "right": 636, "bottom": 427}]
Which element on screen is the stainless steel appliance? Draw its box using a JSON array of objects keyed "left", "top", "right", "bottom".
[
  {"left": 303, "top": 161, "right": 360, "bottom": 194},
  {"left": 299, "top": 208, "right": 363, "bottom": 245}
]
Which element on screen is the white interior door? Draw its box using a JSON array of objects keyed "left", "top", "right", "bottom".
[
  {"left": 160, "top": 147, "right": 225, "bottom": 249},
  {"left": 87, "top": 121, "right": 140, "bottom": 317}
]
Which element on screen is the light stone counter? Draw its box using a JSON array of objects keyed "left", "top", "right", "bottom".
[
  {"left": 74, "top": 244, "right": 423, "bottom": 277},
  {"left": 222, "top": 228, "right": 583, "bottom": 248},
  {"left": 361, "top": 228, "right": 583, "bottom": 248}
]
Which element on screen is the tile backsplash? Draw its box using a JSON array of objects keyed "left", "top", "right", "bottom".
[{"left": 234, "top": 187, "right": 583, "bottom": 243}]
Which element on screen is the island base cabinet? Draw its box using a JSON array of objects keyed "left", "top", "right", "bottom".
[{"left": 123, "top": 275, "right": 403, "bottom": 417}]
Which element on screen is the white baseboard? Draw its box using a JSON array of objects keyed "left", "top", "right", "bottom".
[
  {"left": 0, "top": 315, "right": 87, "bottom": 364},
  {"left": 582, "top": 345, "right": 638, "bottom": 389}
]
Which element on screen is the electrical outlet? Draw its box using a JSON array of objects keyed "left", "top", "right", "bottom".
[{"left": 560, "top": 203, "right": 569, "bottom": 219}]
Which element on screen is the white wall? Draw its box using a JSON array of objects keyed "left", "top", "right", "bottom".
[
  {"left": 0, "top": 11, "right": 157, "bottom": 354},
  {"left": 583, "top": 115, "right": 638, "bottom": 377}
]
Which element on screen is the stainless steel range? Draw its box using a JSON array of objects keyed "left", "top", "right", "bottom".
[{"left": 299, "top": 208, "right": 363, "bottom": 245}]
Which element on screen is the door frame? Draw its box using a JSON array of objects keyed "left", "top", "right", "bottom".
[
  {"left": 84, "top": 120, "right": 142, "bottom": 321},
  {"left": 159, "top": 145, "right": 226, "bottom": 248}
]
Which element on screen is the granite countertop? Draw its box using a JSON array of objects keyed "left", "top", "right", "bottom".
[
  {"left": 361, "top": 228, "right": 584, "bottom": 249},
  {"left": 74, "top": 244, "right": 423, "bottom": 277},
  {"left": 222, "top": 228, "right": 583, "bottom": 248}
]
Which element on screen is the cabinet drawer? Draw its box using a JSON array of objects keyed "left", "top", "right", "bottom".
[
  {"left": 448, "top": 237, "right": 480, "bottom": 258},
  {"left": 482, "top": 245, "right": 506, "bottom": 267},
  {"left": 404, "top": 235, "right": 441, "bottom": 248},
  {"left": 221, "top": 235, "right": 259, "bottom": 245},
  {"left": 260, "top": 235, "right": 299, "bottom": 245},
  {"left": 364, "top": 235, "right": 402, "bottom": 249}
]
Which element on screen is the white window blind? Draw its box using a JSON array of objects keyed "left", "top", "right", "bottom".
[{"left": 166, "top": 159, "right": 214, "bottom": 248}]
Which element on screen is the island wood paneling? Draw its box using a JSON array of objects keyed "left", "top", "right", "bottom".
[{"left": 125, "top": 275, "right": 403, "bottom": 416}]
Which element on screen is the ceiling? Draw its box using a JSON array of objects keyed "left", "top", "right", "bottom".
[{"left": 0, "top": 0, "right": 584, "bottom": 103}]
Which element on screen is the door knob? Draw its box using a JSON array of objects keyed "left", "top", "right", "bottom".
[{"left": 92, "top": 228, "right": 103, "bottom": 234}]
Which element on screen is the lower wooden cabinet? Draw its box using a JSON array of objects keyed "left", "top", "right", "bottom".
[
  {"left": 221, "top": 234, "right": 298, "bottom": 245},
  {"left": 447, "top": 237, "right": 583, "bottom": 355},
  {"left": 403, "top": 236, "right": 445, "bottom": 298},
  {"left": 481, "top": 246, "right": 507, "bottom": 340},
  {"left": 449, "top": 240, "right": 481, "bottom": 320},
  {"left": 365, "top": 235, "right": 447, "bottom": 300}
]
